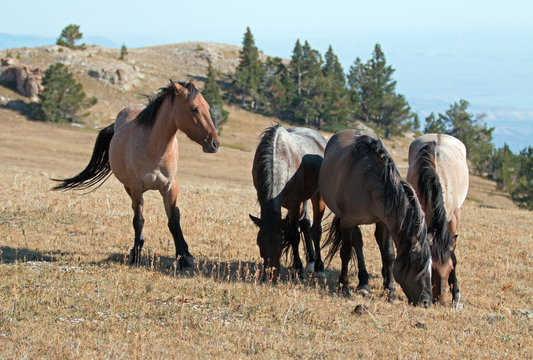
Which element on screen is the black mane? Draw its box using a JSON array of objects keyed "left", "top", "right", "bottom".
[
  {"left": 135, "top": 81, "right": 199, "bottom": 128},
  {"left": 415, "top": 142, "right": 452, "bottom": 262},
  {"left": 353, "top": 135, "right": 430, "bottom": 277},
  {"left": 253, "top": 124, "right": 282, "bottom": 229}
]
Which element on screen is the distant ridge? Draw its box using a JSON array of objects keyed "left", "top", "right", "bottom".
[{"left": 0, "top": 32, "right": 120, "bottom": 50}]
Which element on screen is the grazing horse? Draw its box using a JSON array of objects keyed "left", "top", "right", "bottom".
[
  {"left": 319, "top": 130, "right": 432, "bottom": 307},
  {"left": 407, "top": 134, "right": 469, "bottom": 304},
  {"left": 52, "top": 80, "right": 219, "bottom": 268},
  {"left": 249, "top": 124, "right": 327, "bottom": 280}
]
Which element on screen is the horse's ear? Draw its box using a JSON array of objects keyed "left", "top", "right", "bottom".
[
  {"left": 249, "top": 214, "right": 262, "bottom": 227},
  {"left": 170, "top": 80, "right": 188, "bottom": 97}
]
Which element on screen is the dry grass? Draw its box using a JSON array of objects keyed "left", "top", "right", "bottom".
[{"left": 1, "top": 102, "right": 531, "bottom": 359}]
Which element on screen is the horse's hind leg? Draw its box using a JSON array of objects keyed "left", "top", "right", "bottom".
[
  {"left": 126, "top": 186, "right": 145, "bottom": 266},
  {"left": 375, "top": 221, "right": 396, "bottom": 300},
  {"left": 352, "top": 226, "right": 370, "bottom": 295},
  {"left": 339, "top": 225, "right": 353, "bottom": 297},
  {"left": 161, "top": 183, "right": 193, "bottom": 269},
  {"left": 310, "top": 194, "right": 325, "bottom": 278}
]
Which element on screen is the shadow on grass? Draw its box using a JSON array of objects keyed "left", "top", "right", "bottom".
[
  {"left": 0, "top": 99, "right": 41, "bottom": 120},
  {"left": 97, "top": 250, "right": 343, "bottom": 294},
  {"left": 0, "top": 246, "right": 71, "bottom": 263}
]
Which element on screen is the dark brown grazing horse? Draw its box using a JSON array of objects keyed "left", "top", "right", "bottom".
[
  {"left": 52, "top": 80, "right": 219, "bottom": 268},
  {"left": 319, "top": 130, "right": 432, "bottom": 307},
  {"left": 407, "top": 134, "right": 469, "bottom": 304},
  {"left": 249, "top": 124, "right": 327, "bottom": 280}
]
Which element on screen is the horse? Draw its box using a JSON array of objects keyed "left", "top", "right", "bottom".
[
  {"left": 52, "top": 80, "right": 219, "bottom": 269},
  {"left": 406, "top": 133, "right": 469, "bottom": 304},
  {"left": 249, "top": 124, "right": 327, "bottom": 280},
  {"left": 319, "top": 130, "right": 432, "bottom": 307}
]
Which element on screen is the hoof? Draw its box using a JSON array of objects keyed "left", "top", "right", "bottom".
[
  {"left": 129, "top": 249, "right": 141, "bottom": 266},
  {"left": 291, "top": 267, "right": 304, "bottom": 280},
  {"left": 452, "top": 291, "right": 461, "bottom": 304},
  {"left": 178, "top": 255, "right": 194, "bottom": 269},
  {"left": 314, "top": 271, "right": 327, "bottom": 279},
  {"left": 340, "top": 285, "right": 351, "bottom": 298},
  {"left": 305, "top": 262, "right": 315, "bottom": 275},
  {"left": 356, "top": 285, "right": 371, "bottom": 296}
]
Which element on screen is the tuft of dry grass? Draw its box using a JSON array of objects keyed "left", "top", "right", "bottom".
[{"left": 1, "top": 101, "right": 531, "bottom": 358}]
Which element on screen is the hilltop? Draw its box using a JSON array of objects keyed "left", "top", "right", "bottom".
[{"left": 0, "top": 42, "right": 517, "bottom": 209}]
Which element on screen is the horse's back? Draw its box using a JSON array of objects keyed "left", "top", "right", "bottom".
[
  {"left": 109, "top": 104, "right": 149, "bottom": 188},
  {"left": 319, "top": 129, "right": 382, "bottom": 226},
  {"left": 408, "top": 134, "right": 469, "bottom": 214}
]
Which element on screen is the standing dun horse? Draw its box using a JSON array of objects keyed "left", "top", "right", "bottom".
[
  {"left": 407, "top": 134, "right": 469, "bottom": 304},
  {"left": 320, "top": 130, "right": 433, "bottom": 307},
  {"left": 249, "top": 124, "right": 327, "bottom": 280},
  {"left": 53, "top": 80, "right": 219, "bottom": 268}
]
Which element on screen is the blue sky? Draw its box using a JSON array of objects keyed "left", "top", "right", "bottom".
[{"left": 2, "top": 0, "right": 532, "bottom": 150}]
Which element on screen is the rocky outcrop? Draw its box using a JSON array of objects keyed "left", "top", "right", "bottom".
[
  {"left": 88, "top": 67, "right": 137, "bottom": 90},
  {"left": 0, "top": 58, "right": 43, "bottom": 101}
]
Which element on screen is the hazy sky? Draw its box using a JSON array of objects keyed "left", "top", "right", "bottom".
[{"left": 2, "top": 0, "right": 532, "bottom": 150}]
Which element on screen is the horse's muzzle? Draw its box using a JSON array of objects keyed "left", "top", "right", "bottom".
[{"left": 203, "top": 137, "right": 219, "bottom": 153}]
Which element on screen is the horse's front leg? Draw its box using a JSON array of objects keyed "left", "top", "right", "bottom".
[
  {"left": 311, "top": 193, "right": 326, "bottom": 278},
  {"left": 298, "top": 204, "right": 316, "bottom": 276},
  {"left": 449, "top": 250, "right": 460, "bottom": 303},
  {"left": 161, "top": 183, "right": 193, "bottom": 269},
  {"left": 287, "top": 215, "right": 304, "bottom": 279},
  {"left": 375, "top": 221, "right": 396, "bottom": 300},
  {"left": 126, "top": 186, "right": 145, "bottom": 266}
]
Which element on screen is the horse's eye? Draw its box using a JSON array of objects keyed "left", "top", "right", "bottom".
[{"left": 191, "top": 106, "right": 198, "bottom": 113}]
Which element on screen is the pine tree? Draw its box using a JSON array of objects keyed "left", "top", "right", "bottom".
[
  {"left": 38, "top": 63, "right": 97, "bottom": 123},
  {"left": 56, "top": 24, "right": 86, "bottom": 50},
  {"left": 203, "top": 61, "right": 228, "bottom": 128},
  {"left": 347, "top": 44, "right": 411, "bottom": 136},
  {"left": 233, "top": 27, "right": 263, "bottom": 109},
  {"left": 320, "top": 45, "right": 348, "bottom": 130},
  {"left": 294, "top": 41, "right": 323, "bottom": 125},
  {"left": 119, "top": 44, "right": 128, "bottom": 60},
  {"left": 423, "top": 112, "right": 447, "bottom": 133}
]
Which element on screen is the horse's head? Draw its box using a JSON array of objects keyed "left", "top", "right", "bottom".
[
  {"left": 171, "top": 80, "right": 219, "bottom": 153},
  {"left": 429, "top": 232, "right": 457, "bottom": 304},
  {"left": 249, "top": 214, "right": 283, "bottom": 280},
  {"left": 392, "top": 190, "right": 433, "bottom": 307}
]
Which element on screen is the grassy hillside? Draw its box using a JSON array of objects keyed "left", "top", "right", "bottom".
[{"left": 0, "top": 43, "right": 530, "bottom": 358}]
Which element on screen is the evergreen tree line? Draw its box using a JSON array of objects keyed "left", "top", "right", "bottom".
[
  {"left": 226, "top": 27, "right": 532, "bottom": 208},
  {"left": 229, "top": 27, "right": 411, "bottom": 136}
]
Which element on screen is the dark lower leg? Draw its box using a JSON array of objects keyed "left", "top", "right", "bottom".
[
  {"left": 311, "top": 223, "right": 324, "bottom": 272},
  {"left": 339, "top": 227, "right": 353, "bottom": 296},
  {"left": 168, "top": 206, "right": 193, "bottom": 268},
  {"left": 129, "top": 209, "right": 145, "bottom": 265},
  {"left": 375, "top": 222, "right": 396, "bottom": 298},
  {"left": 288, "top": 221, "right": 303, "bottom": 276},
  {"left": 449, "top": 251, "right": 460, "bottom": 302},
  {"left": 352, "top": 226, "right": 369, "bottom": 292},
  {"left": 299, "top": 216, "right": 316, "bottom": 265}
]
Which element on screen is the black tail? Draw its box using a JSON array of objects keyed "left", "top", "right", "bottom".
[
  {"left": 52, "top": 123, "right": 114, "bottom": 191},
  {"left": 324, "top": 215, "right": 344, "bottom": 265}
]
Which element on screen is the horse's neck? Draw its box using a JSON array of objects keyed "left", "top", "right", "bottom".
[{"left": 146, "top": 99, "right": 179, "bottom": 155}]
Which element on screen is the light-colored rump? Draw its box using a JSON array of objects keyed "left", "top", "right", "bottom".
[{"left": 407, "top": 134, "right": 469, "bottom": 225}]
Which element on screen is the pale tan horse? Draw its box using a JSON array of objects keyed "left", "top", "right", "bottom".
[
  {"left": 407, "top": 133, "right": 469, "bottom": 304},
  {"left": 53, "top": 81, "right": 219, "bottom": 268},
  {"left": 249, "top": 125, "right": 327, "bottom": 280},
  {"left": 320, "top": 130, "right": 432, "bottom": 306}
]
